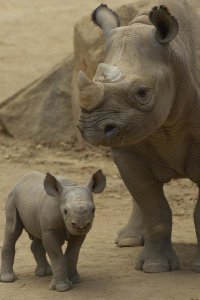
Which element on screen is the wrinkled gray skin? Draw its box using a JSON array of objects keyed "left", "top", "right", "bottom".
[
  {"left": 78, "top": 0, "right": 200, "bottom": 273},
  {"left": 0, "top": 170, "right": 106, "bottom": 291}
]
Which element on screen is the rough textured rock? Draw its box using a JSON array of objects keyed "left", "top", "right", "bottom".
[{"left": 0, "top": 56, "right": 74, "bottom": 145}]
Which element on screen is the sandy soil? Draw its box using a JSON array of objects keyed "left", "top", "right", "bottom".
[{"left": 1, "top": 1, "right": 200, "bottom": 300}]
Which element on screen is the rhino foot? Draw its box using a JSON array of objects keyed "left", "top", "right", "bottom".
[
  {"left": 49, "top": 278, "right": 72, "bottom": 292},
  {"left": 192, "top": 255, "right": 200, "bottom": 272},
  {"left": 35, "top": 264, "right": 52, "bottom": 277},
  {"left": 0, "top": 272, "right": 17, "bottom": 282},
  {"left": 135, "top": 240, "right": 179, "bottom": 273},
  {"left": 115, "top": 225, "right": 144, "bottom": 247}
]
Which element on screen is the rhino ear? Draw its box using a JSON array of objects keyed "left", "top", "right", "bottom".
[
  {"left": 149, "top": 5, "right": 179, "bottom": 44},
  {"left": 91, "top": 4, "right": 120, "bottom": 38},
  {"left": 44, "top": 173, "right": 63, "bottom": 198},
  {"left": 87, "top": 170, "right": 106, "bottom": 194}
]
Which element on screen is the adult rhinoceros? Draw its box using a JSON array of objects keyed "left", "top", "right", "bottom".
[{"left": 78, "top": 0, "right": 200, "bottom": 273}]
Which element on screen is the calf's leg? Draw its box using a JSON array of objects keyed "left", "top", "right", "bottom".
[
  {"left": 64, "top": 234, "right": 86, "bottom": 283},
  {"left": 31, "top": 238, "right": 52, "bottom": 276},
  {"left": 1, "top": 194, "right": 23, "bottom": 282},
  {"left": 42, "top": 231, "right": 72, "bottom": 292}
]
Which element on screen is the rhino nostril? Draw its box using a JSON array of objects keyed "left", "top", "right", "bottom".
[
  {"left": 104, "top": 125, "right": 118, "bottom": 138},
  {"left": 71, "top": 222, "right": 77, "bottom": 228}
]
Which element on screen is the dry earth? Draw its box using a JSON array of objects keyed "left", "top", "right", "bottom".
[{"left": 0, "top": 1, "right": 200, "bottom": 300}]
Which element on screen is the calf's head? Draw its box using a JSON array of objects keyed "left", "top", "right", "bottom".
[
  {"left": 78, "top": 5, "right": 179, "bottom": 147},
  {"left": 44, "top": 170, "right": 106, "bottom": 235}
]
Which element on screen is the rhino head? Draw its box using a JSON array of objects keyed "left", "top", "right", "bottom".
[
  {"left": 78, "top": 4, "right": 179, "bottom": 147},
  {"left": 44, "top": 170, "right": 106, "bottom": 235}
]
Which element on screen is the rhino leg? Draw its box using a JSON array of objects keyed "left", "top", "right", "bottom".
[
  {"left": 31, "top": 238, "right": 52, "bottom": 276},
  {"left": 115, "top": 198, "right": 145, "bottom": 247},
  {"left": 42, "top": 231, "right": 72, "bottom": 292},
  {"left": 192, "top": 191, "right": 200, "bottom": 272},
  {"left": 1, "top": 193, "right": 23, "bottom": 282},
  {"left": 113, "top": 149, "right": 179, "bottom": 273},
  {"left": 64, "top": 234, "right": 86, "bottom": 284}
]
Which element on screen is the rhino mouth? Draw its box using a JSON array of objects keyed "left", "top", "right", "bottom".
[
  {"left": 78, "top": 120, "right": 124, "bottom": 147},
  {"left": 78, "top": 108, "right": 129, "bottom": 146},
  {"left": 67, "top": 225, "right": 91, "bottom": 236}
]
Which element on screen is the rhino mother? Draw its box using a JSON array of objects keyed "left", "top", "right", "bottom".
[{"left": 78, "top": 0, "right": 200, "bottom": 273}]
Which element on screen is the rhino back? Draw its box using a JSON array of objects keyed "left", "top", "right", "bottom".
[{"left": 13, "top": 171, "right": 62, "bottom": 239}]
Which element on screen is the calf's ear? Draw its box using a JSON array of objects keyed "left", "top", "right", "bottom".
[
  {"left": 87, "top": 170, "right": 106, "bottom": 194},
  {"left": 149, "top": 5, "right": 179, "bottom": 44},
  {"left": 91, "top": 4, "right": 120, "bottom": 38},
  {"left": 44, "top": 173, "right": 63, "bottom": 197}
]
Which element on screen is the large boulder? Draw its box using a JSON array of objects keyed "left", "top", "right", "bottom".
[{"left": 0, "top": 56, "right": 74, "bottom": 145}]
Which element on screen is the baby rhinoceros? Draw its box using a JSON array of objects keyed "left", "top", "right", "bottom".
[{"left": 0, "top": 170, "right": 106, "bottom": 292}]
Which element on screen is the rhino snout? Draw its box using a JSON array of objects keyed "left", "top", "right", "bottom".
[
  {"left": 67, "top": 217, "right": 93, "bottom": 235},
  {"left": 78, "top": 118, "right": 120, "bottom": 145},
  {"left": 71, "top": 221, "right": 91, "bottom": 231},
  {"left": 64, "top": 201, "right": 95, "bottom": 234}
]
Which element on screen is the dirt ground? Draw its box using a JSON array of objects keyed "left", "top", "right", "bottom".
[{"left": 1, "top": 1, "right": 200, "bottom": 300}]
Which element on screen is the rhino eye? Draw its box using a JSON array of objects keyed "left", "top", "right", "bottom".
[
  {"left": 134, "top": 87, "right": 152, "bottom": 105},
  {"left": 64, "top": 209, "right": 68, "bottom": 215},
  {"left": 92, "top": 208, "right": 95, "bottom": 213},
  {"left": 129, "top": 85, "right": 153, "bottom": 110},
  {"left": 137, "top": 87, "right": 148, "bottom": 98}
]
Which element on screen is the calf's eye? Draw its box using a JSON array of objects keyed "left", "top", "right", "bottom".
[{"left": 92, "top": 208, "right": 95, "bottom": 213}]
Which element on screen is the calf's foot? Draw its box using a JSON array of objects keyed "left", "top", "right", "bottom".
[
  {"left": 0, "top": 272, "right": 17, "bottom": 282},
  {"left": 135, "top": 239, "right": 179, "bottom": 273}
]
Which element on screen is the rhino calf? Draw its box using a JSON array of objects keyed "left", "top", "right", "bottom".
[{"left": 0, "top": 170, "right": 106, "bottom": 291}]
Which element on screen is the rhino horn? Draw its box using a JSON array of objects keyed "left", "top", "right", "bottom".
[
  {"left": 78, "top": 70, "right": 92, "bottom": 90},
  {"left": 94, "top": 63, "right": 123, "bottom": 83},
  {"left": 78, "top": 71, "right": 104, "bottom": 111}
]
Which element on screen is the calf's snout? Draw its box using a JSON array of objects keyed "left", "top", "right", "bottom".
[{"left": 71, "top": 221, "right": 91, "bottom": 231}]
